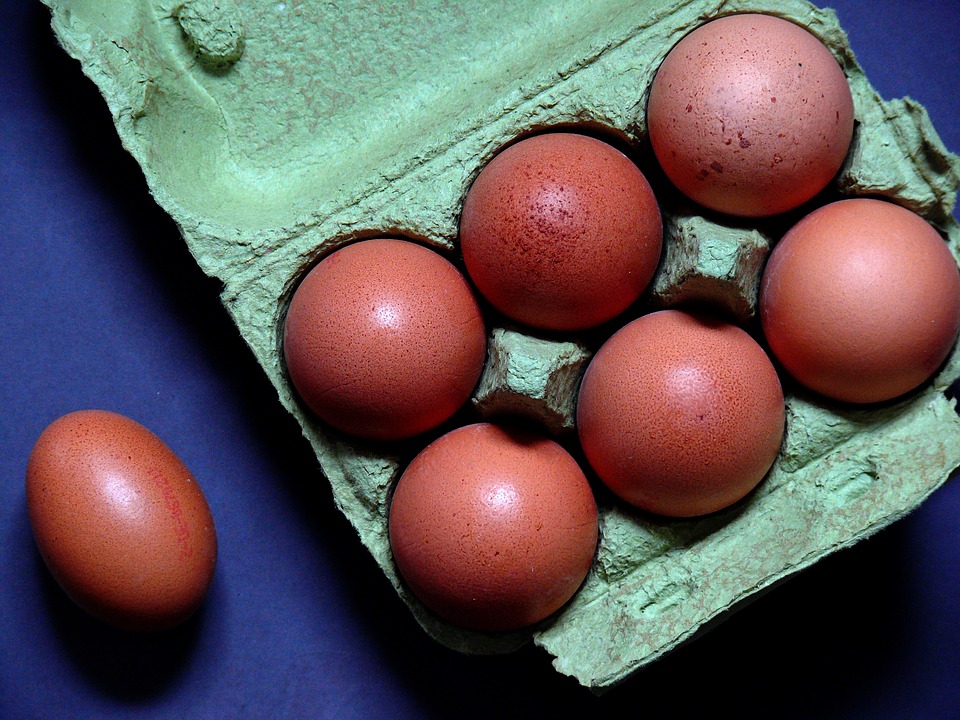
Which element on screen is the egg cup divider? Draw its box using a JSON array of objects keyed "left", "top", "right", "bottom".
[{"left": 41, "top": 0, "right": 960, "bottom": 689}]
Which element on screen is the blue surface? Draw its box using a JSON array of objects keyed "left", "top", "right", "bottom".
[{"left": 2, "top": 2, "right": 959, "bottom": 717}]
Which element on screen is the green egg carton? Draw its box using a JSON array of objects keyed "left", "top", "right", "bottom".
[{"left": 42, "top": 0, "right": 960, "bottom": 690}]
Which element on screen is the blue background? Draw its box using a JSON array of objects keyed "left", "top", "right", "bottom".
[{"left": 3, "top": 1, "right": 959, "bottom": 717}]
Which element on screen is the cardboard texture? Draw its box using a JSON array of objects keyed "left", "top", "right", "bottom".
[{"left": 40, "top": 0, "right": 960, "bottom": 689}]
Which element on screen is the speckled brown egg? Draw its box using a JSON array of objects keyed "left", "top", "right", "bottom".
[
  {"left": 459, "top": 132, "right": 662, "bottom": 331},
  {"left": 760, "top": 198, "right": 960, "bottom": 404},
  {"left": 647, "top": 13, "right": 854, "bottom": 217},
  {"left": 283, "top": 238, "right": 487, "bottom": 441},
  {"left": 388, "top": 422, "right": 598, "bottom": 632},
  {"left": 577, "top": 309, "right": 785, "bottom": 517},
  {"left": 26, "top": 410, "right": 217, "bottom": 632}
]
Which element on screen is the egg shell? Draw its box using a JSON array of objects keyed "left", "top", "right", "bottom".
[
  {"left": 577, "top": 309, "right": 785, "bottom": 517},
  {"left": 26, "top": 410, "right": 217, "bottom": 632},
  {"left": 647, "top": 13, "right": 854, "bottom": 218},
  {"left": 459, "top": 132, "right": 663, "bottom": 331},
  {"left": 760, "top": 198, "right": 960, "bottom": 404},
  {"left": 282, "top": 238, "right": 487, "bottom": 440},
  {"left": 388, "top": 422, "right": 599, "bottom": 632}
]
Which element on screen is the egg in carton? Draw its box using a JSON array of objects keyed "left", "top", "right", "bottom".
[{"left": 41, "top": 0, "right": 960, "bottom": 690}]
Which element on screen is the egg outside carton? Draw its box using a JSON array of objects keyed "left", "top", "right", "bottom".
[{"left": 42, "top": 0, "right": 960, "bottom": 691}]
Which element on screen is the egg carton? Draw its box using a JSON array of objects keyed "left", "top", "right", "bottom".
[{"left": 42, "top": 0, "right": 960, "bottom": 690}]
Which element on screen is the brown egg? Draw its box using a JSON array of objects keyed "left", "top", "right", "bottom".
[
  {"left": 647, "top": 13, "right": 854, "bottom": 217},
  {"left": 760, "top": 198, "right": 960, "bottom": 403},
  {"left": 577, "top": 309, "right": 785, "bottom": 517},
  {"left": 26, "top": 410, "right": 217, "bottom": 632},
  {"left": 283, "top": 238, "right": 487, "bottom": 440},
  {"left": 388, "top": 422, "right": 598, "bottom": 632},
  {"left": 459, "top": 132, "right": 662, "bottom": 331}
]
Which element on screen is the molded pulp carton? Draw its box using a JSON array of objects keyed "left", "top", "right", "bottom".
[{"left": 41, "top": 0, "right": 960, "bottom": 689}]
